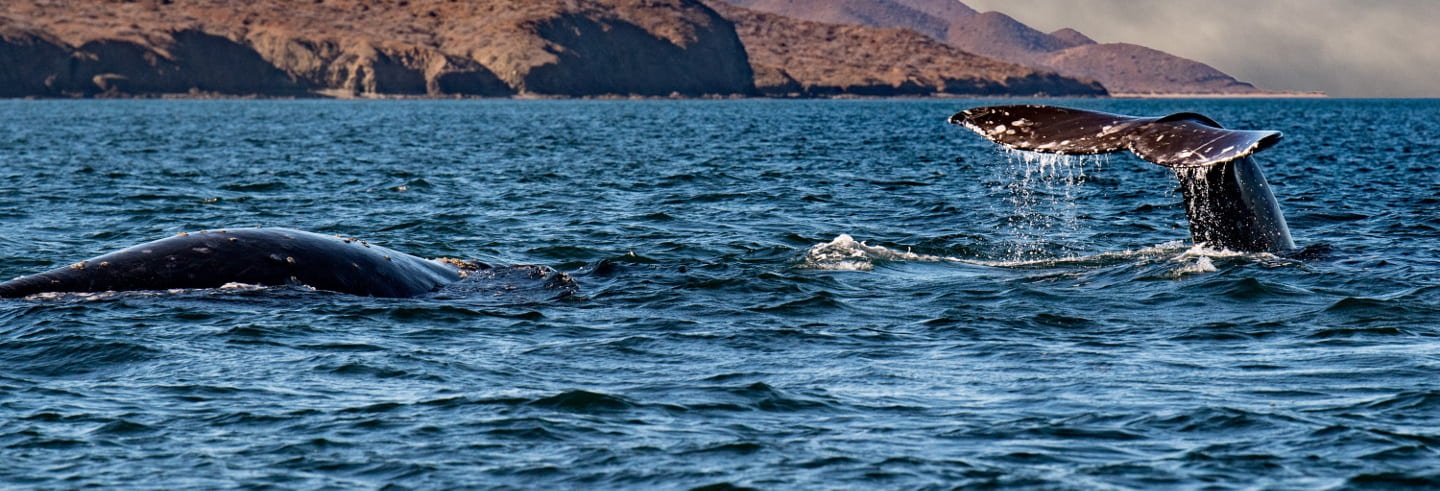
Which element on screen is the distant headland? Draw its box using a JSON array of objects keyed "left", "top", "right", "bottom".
[{"left": 0, "top": 0, "right": 1299, "bottom": 99}]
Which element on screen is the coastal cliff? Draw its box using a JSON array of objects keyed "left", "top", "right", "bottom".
[{"left": 2, "top": 0, "right": 1105, "bottom": 98}]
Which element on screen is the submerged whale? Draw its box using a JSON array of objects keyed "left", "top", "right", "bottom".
[
  {"left": 951, "top": 105, "right": 1295, "bottom": 253},
  {"left": 0, "top": 228, "right": 568, "bottom": 298}
]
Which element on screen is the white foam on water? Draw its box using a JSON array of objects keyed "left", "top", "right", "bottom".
[
  {"left": 24, "top": 291, "right": 121, "bottom": 301},
  {"left": 802, "top": 235, "right": 1201, "bottom": 273},
  {"left": 1178, "top": 243, "right": 1251, "bottom": 259},
  {"left": 1163, "top": 245, "right": 1235, "bottom": 278},
  {"left": 799, "top": 233, "right": 1290, "bottom": 282},
  {"left": 1171, "top": 256, "right": 1217, "bottom": 277},
  {"left": 799, "top": 234, "right": 962, "bottom": 271},
  {"left": 968, "top": 240, "right": 1188, "bottom": 269},
  {"left": 18, "top": 283, "right": 281, "bottom": 301},
  {"left": 1165, "top": 242, "right": 1296, "bottom": 277}
]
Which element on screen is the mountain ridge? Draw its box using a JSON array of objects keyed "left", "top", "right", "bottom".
[
  {"left": 2, "top": 0, "right": 757, "bottom": 98},
  {"left": 0, "top": 0, "right": 1109, "bottom": 98},
  {"left": 723, "top": 0, "right": 1270, "bottom": 95},
  {"left": 702, "top": 0, "right": 1104, "bottom": 97}
]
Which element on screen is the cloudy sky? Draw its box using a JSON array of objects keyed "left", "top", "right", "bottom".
[{"left": 961, "top": 0, "right": 1440, "bottom": 97}]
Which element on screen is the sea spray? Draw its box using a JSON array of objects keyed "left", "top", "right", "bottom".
[
  {"left": 987, "top": 149, "right": 1106, "bottom": 261},
  {"left": 799, "top": 234, "right": 959, "bottom": 271}
]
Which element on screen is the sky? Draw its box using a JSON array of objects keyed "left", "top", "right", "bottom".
[{"left": 961, "top": 0, "right": 1440, "bottom": 98}]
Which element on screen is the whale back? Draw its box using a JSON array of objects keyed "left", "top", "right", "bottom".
[{"left": 0, "top": 228, "right": 462, "bottom": 298}]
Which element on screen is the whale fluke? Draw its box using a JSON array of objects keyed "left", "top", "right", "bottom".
[
  {"left": 950, "top": 105, "right": 1295, "bottom": 253},
  {"left": 951, "top": 105, "right": 1283, "bottom": 168}
]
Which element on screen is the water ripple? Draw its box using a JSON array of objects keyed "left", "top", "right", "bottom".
[{"left": 1, "top": 99, "right": 1437, "bottom": 488}]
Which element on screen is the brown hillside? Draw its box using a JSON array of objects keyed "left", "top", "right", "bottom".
[
  {"left": 1044, "top": 43, "right": 1264, "bottom": 95},
  {"left": 942, "top": 11, "right": 1074, "bottom": 66},
  {"left": 722, "top": 0, "right": 1273, "bottom": 95},
  {"left": 724, "top": 0, "right": 959, "bottom": 40},
  {"left": 1, "top": 0, "right": 1128, "bottom": 98},
  {"left": 0, "top": 0, "right": 755, "bottom": 97},
  {"left": 702, "top": 1, "right": 1105, "bottom": 97},
  {"left": 1048, "top": 28, "right": 1097, "bottom": 49}
]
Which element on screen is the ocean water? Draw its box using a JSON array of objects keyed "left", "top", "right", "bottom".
[{"left": 1, "top": 98, "right": 1437, "bottom": 489}]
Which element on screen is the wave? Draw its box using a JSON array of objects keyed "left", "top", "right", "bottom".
[
  {"left": 797, "top": 234, "right": 960, "bottom": 271},
  {"left": 6, "top": 266, "right": 576, "bottom": 305},
  {"left": 799, "top": 234, "right": 1288, "bottom": 278}
]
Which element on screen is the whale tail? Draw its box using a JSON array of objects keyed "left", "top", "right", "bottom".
[
  {"left": 950, "top": 104, "right": 1295, "bottom": 253},
  {"left": 950, "top": 105, "right": 1282, "bottom": 167}
]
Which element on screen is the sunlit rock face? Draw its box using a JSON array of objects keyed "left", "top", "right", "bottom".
[{"left": 0, "top": 0, "right": 754, "bottom": 98}]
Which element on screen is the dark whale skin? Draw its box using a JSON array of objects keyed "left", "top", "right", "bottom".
[
  {"left": 0, "top": 228, "right": 462, "bottom": 298},
  {"left": 951, "top": 105, "right": 1294, "bottom": 253}
]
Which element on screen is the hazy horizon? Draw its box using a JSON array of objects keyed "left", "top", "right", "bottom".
[{"left": 962, "top": 0, "right": 1440, "bottom": 98}]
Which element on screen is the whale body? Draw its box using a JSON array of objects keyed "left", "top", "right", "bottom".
[
  {"left": 1, "top": 228, "right": 483, "bottom": 298},
  {"left": 951, "top": 105, "right": 1295, "bottom": 252}
]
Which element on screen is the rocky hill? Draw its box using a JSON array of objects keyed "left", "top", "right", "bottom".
[
  {"left": 1, "top": 0, "right": 755, "bottom": 98},
  {"left": 702, "top": 1, "right": 1104, "bottom": 97},
  {"left": 944, "top": 11, "right": 1080, "bottom": 66},
  {"left": 1043, "top": 43, "right": 1263, "bottom": 95},
  {"left": 723, "top": 0, "right": 1269, "bottom": 95},
  {"left": 0, "top": 0, "right": 1105, "bottom": 98},
  {"left": 723, "top": 0, "right": 971, "bottom": 41}
]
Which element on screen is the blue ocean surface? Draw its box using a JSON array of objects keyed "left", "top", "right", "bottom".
[{"left": 1, "top": 98, "right": 1437, "bottom": 489}]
